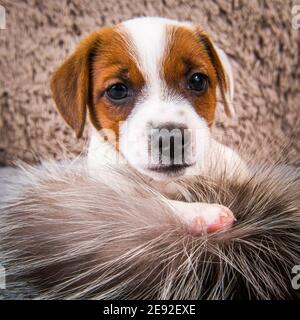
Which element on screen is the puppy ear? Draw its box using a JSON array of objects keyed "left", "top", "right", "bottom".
[
  {"left": 199, "top": 33, "right": 235, "bottom": 117},
  {"left": 50, "top": 32, "right": 99, "bottom": 138}
]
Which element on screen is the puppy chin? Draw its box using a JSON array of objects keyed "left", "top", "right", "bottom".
[
  {"left": 137, "top": 164, "right": 194, "bottom": 182},
  {"left": 139, "top": 170, "right": 183, "bottom": 182}
]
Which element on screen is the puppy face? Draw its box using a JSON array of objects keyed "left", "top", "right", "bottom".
[{"left": 51, "top": 17, "right": 234, "bottom": 181}]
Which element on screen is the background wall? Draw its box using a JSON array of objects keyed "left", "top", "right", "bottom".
[{"left": 0, "top": 0, "right": 299, "bottom": 166}]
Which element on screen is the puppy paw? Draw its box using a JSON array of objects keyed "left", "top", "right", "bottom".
[
  {"left": 170, "top": 201, "right": 235, "bottom": 236},
  {"left": 204, "top": 205, "right": 235, "bottom": 233},
  {"left": 190, "top": 204, "right": 235, "bottom": 235},
  {"left": 189, "top": 216, "right": 207, "bottom": 235}
]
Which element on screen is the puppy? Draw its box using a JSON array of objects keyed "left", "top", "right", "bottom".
[{"left": 50, "top": 17, "right": 244, "bottom": 235}]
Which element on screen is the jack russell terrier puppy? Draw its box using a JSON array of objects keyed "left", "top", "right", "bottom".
[{"left": 50, "top": 17, "right": 245, "bottom": 235}]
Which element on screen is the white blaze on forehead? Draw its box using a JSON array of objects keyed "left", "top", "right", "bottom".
[
  {"left": 116, "top": 18, "right": 211, "bottom": 181},
  {"left": 121, "top": 17, "right": 167, "bottom": 92},
  {"left": 121, "top": 17, "right": 191, "bottom": 94}
]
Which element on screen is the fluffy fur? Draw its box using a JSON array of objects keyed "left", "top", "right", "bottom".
[{"left": 0, "top": 157, "right": 300, "bottom": 299}]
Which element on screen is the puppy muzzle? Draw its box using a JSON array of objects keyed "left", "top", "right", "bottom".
[{"left": 147, "top": 123, "right": 195, "bottom": 173}]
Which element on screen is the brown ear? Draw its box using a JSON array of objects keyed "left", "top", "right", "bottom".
[
  {"left": 50, "top": 32, "right": 100, "bottom": 138},
  {"left": 198, "top": 32, "right": 235, "bottom": 118}
]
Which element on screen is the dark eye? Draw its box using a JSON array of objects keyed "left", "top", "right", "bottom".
[
  {"left": 106, "top": 83, "right": 129, "bottom": 101},
  {"left": 188, "top": 73, "right": 208, "bottom": 92}
]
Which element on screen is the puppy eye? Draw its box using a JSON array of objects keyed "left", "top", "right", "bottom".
[
  {"left": 106, "top": 83, "right": 129, "bottom": 101},
  {"left": 188, "top": 73, "right": 208, "bottom": 92}
]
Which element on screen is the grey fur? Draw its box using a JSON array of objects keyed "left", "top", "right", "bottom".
[{"left": 0, "top": 158, "right": 299, "bottom": 299}]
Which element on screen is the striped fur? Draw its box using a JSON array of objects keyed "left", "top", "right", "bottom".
[{"left": 0, "top": 157, "right": 299, "bottom": 299}]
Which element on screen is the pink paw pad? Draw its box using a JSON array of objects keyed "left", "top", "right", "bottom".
[
  {"left": 189, "top": 205, "right": 235, "bottom": 236},
  {"left": 206, "top": 209, "right": 235, "bottom": 233}
]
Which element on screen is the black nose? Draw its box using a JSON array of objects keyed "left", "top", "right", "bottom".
[{"left": 149, "top": 123, "right": 191, "bottom": 165}]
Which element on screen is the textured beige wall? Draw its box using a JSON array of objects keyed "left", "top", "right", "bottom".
[{"left": 0, "top": 0, "right": 299, "bottom": 166}]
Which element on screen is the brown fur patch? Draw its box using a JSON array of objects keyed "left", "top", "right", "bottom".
[
  {"left": 50, "top": 26, "right": 145, "bottom": 145},
  {"left": 90, "top": 27, "right": 145, "bottom": 148},
  {"left": 163, "top": 26, "right": 226, "bottom": 126},
  {"left": 50, "top": 32, "right": 101, "bottom": 138}
]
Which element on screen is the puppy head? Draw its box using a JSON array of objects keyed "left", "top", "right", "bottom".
[{"left": 50, "top": 17, "right": 234, "bottom": 181}]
